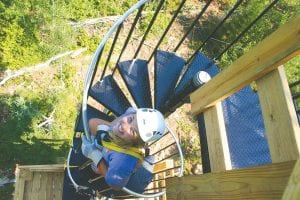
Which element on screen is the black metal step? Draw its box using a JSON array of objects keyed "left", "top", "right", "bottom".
[
  {"left": 154, "top": 50, "right": 185, "bottom": 111},
  {"left": 118, "top": 59, "right": 152, "bottom": 108},
  {"left": 160, "top": 52, "right": 220, "bottom": 115},
  {"left": 89, "top": 75, "right": 132, "bottom": 116},
  {"left": 74, "top": 105, "right": 114, "bottom": 133},
  {"left": 174, "top": 52, "right": 220, "bottom": 96}
]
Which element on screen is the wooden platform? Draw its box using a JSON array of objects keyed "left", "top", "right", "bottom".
[
  {"left": 166, "top": 160, "right": 300, "bottom": 200},
  {"left": 14, "top": 164, "right": 64, "bottom": 200},
  {"left": 13, "top": 159, "right": 175, "bottom": 200}
]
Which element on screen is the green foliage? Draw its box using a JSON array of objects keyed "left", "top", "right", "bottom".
[
  {"left": 0, "top": 94, "right": 65, "bottom": 168},
  {"left": 65, "top": 0, "right": 97, "bottom": 20},
  {"left": 0, "top": 0, "right": 76, "bottom": 71},
  {"left": 164, "top": 0, "right": 182, "bottom": 10},
  {"left": 0, "top": 184, "right": 14, "bottom": 200},
  {"left": 176, "top": 118, "right": 200, "bottom": 175},
  {"left": 0, "top": 12, "right": 41, "bottom": 70},
  {"left": 285, "top": 56, "right": 300, "bottom": 84},
  {"left": 0, "top": 0, "right": 135, "bottom": 71},
  {"left": 61, "top": 63, "right": 77, "bottom": 88},
  {"left": 76, "top": 29, "right": 100, "bottom": 52},
  {"left": 285, "top": 56, "right": 300, "bottom": 108},
  {"left": 139, "top": 12, "right": 171, "bottom": 37},
  {"left": 63, "top": 0, "right": 137, "bottom": 20},
  {"left": 216, "top": 0, "right": 300, "bottom": 68},
  {"left": 0, "top": 62, "right": 80, "bottom": 171}
]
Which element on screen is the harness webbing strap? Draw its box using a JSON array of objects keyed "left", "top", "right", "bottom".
[{"left": 102, "top": 141, "right": 144, "bottom": 162}]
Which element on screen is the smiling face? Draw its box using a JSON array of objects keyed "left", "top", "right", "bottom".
[{"left": 111, "top": 114, "right": 140, "bottom": 143}]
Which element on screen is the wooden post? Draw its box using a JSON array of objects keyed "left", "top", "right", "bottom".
[
  {"left": 282, "top": 159, "right": 300, "bottom": 200},
  {"left": 204, "top": 102, "right": 232, "bottom": 172},
  {"left": 257, "top": 66, "right": 300, "bottom": 162},
  {"left": 153, "top": 159, "right": 174, "bottom": 200},
  {"left": 14, "top": 165, "right": 33, "bottom": 200}
]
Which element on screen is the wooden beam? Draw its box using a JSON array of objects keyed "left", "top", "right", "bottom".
[
  {"left": 282, "top": 159, "right": 300, "bottom": 200},
  {"left": 190, "top": 16, "right": 300, "bottom": 116},
  {"left": 204, "top": 102, "right": 232, "bottom": 172},
  {"left": 153, "top": 159, "right": 174, "bottom": 173},
  {"left": 257, "top": 66, "right": 300, "bottom": 162},
  {"left": 14, "top": 166, "right": 24, "bottom": 200},
  {"left": 18, "top": 164, "right": 65, "bottom": 172},
  {"left": 14, "top": 166, "right": 35, "bottom": 200},
  {"left": 166, "top": 161, "right": 295, "bottom": 200}
]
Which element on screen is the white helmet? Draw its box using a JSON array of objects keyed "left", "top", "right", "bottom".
[{"left": 136, "top": 108, "right": 166, "bottom": 143}]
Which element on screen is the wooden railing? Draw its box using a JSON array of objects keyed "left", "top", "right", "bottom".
[
  {"left": 166, "top": 16, "right": 300, "bottom": 199},
  {"left": 14, "top": 164, "right": 64, "bottom": 200}
]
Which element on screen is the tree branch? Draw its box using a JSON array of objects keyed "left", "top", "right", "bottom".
[{"left": 0, "top": 48, "right": 87, "bottom": 86}]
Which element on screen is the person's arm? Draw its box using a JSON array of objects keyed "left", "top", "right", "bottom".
[
  {"left": 91, "top": 157, "right": 122, "bottom": 189},
  {"left": 93, "top": 159, "right": 108, "bottom": 176},
  {"left": 89, "top": 118, "right": 111, "bottom": 136},
  {"left": 103, "top": 153, "right": 139, "bottom": 190}
]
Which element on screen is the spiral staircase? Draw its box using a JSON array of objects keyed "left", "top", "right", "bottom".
[{"left": 14, "top": 0, "right": 300, "bottom": 199}]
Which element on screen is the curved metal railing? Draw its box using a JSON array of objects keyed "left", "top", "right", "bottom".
[{"left": 67, "top": 0, "right": 184, "bottom": 198}]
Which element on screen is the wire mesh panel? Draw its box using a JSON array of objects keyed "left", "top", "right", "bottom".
[{"left": 222, "top": 86, "right": 271, "bottom": 168}]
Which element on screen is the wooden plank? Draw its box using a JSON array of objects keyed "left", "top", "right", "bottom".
[
  {"left": 14, "top": 167, "right": 33, "bottom": 200},
  {"left": 53, "top": 172, "right": 64, "bottom": 200},
  {"left": 46, "top": 172, "right": 53, "bottom": 200},
  {"left": 190, "top": 16, "right": 300, "bottom": 116},
  {"left": 166, "top": 161, "right": 295, "bottom": 200},
  {"left": 282, "top": 159, "right": 300, "bottom": 200},
  {"left": 14, "top": 166, "right": 25, "bottom": 200},
  {"left": 153, "top": 159, "right": 174, "bottom": 173},
  {"left": 19, "top": 164, "right": 64, "bottom": 172},
  {"left": 14, "top": 165, "right": 65, "bottom": 200},
  {"left": 15, "top": 179, "right": 26, "bottom": 200},
  {"left": 31, "top": 172, "right": 41, "bottom": 200},
  {"left": 257, "top": 66, "right": 300, "bottom": 162},
  {"left": 38, "top": 172, "right": 48, "bottom": 200},
  {"left": 19, "top": 168, "right": 33, "bottom": 180},
  {"left": 23, "top": 179, "right": 33, "bottom": 200},
  {"left": 204, "top": 102, "right": 232, "bottom": 172}
]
